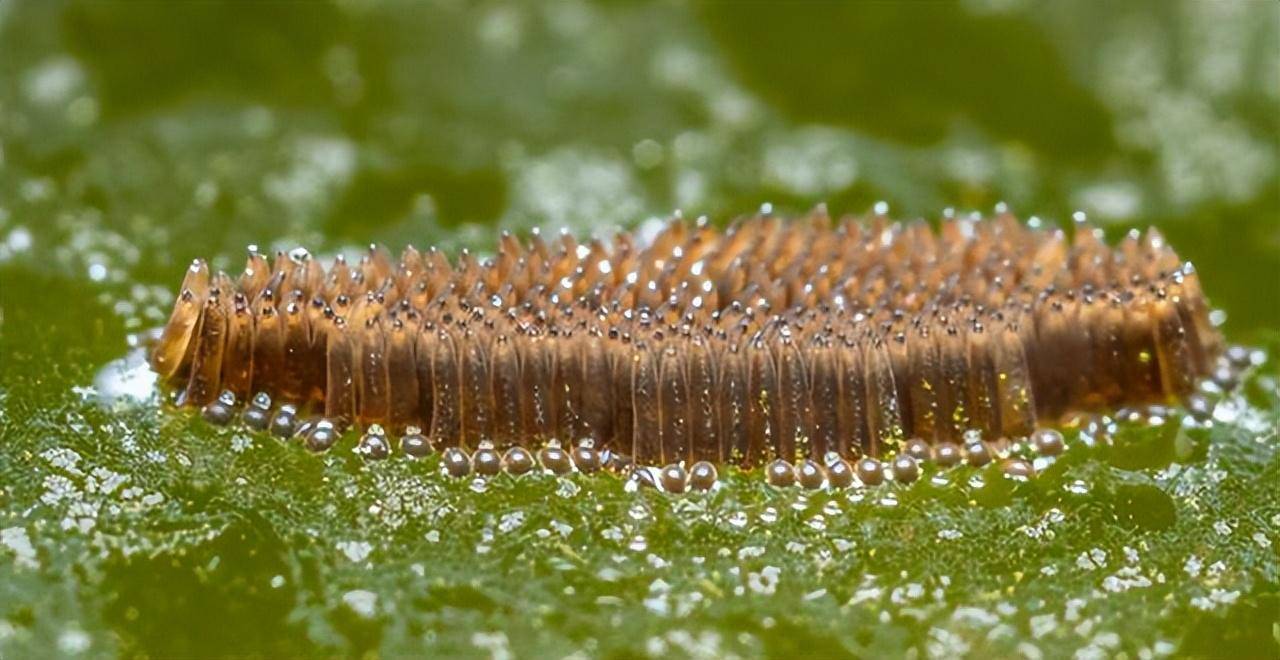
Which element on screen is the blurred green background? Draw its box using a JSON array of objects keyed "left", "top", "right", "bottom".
[
  {"left": 0, "top": 0, "right": 1276, "bottom": 340},
  {"left": 0, "top": 2, "right": 1277, "bottom": 658}
]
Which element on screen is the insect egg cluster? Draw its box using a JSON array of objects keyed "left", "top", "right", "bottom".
[{"left": 149, "top": 210, "right": 1233, "bottom": 490}]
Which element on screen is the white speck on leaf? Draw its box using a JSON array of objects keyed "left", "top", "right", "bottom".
[
  {"left": 1, "top": 527, "right": 38, "bottom": 569},
  {"left": 342, "top": 590, "right": 377, "bottom": 618},
  {"left": 338, "top": 540, "right": 373, "bottom": 562}
]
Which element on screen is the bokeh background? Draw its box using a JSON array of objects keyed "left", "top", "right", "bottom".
[
  {"left": 0, "top": 2, "right": 1278, "bottom": 658},
  {"left": 0, "top": 0, "right": 1276, "bottom": 343}
]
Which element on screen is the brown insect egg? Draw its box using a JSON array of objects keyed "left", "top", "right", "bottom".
[
  {"left": 903, "top": 438, "right": 931, "bottom": 462},
  {"left": 660, "top": 463, "right": 688, "bottom": 493},
  {"left": 825, "top": 455, "right": 855, "bottom": 489},
  {"left": 305, "top": 419, "right": 340, "bottom": 453},
  {"left": 538, "top": 443, "right": 574, "bottom": 475},
  {"left": 891, "top": 455, "right": 920, "bottom": 484},
  {"left": 689, "top": 461, "right": 718, "bottom": 491},
  {"left": 202, "top": 390, "right": 237, "bottom": 425},
  {"left": 962, "top": 430, "right": 994, "bottom": 467},
  {"left": 964, "top": 441, "right": 993, "bottom": 468},
  {"left": 442, "top": 447, "right": 472, "bottom": 478},
  {"left": 856, "top": 458, "right": 884, "bottom": 486},
  {"left": 151, "top": 212, "right": 1223, "bottom": 483},
  {"left": 472, "top": 442, "right": 502, "bottom": 476},
  {"left": 1031, "top": 428, "right": 1065, "bottom": 457},
  {"left": 572, "top": 440, "right": 601, "bottom": 474},
  {"left": 357, "top": 425, "right": 391, "bottom": 460},
  {"left": 1001, "top": 457, "right": 1036, "bottom": 480},
  {"left": 934, "top": 442, "right": 963, "bottom": 468},
  {"left": 400, "top": 427, "right": 432, "bottom": 458},
  {"left": 242, "top": 392, "right": 272, "bottom": 431},
  {"left": 501, "top": 446, "right": 536, "bottom": 475},
  {"left": 269, "top": 404, "right": 298, "bottom": 439},
  {"left": 766, "top": 459, "right": 797, "bottom": 488},
  {"left": 797, "top": 459, "right": 826, "bottom": 490}
]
